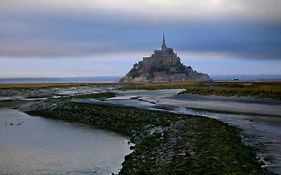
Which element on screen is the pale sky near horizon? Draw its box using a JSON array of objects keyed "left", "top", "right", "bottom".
[{"left": 0, "top": 0, "right": 281, "bottom": 77}]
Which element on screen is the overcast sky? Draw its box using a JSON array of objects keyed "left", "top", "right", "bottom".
[{"left": 0, "top": 0, "right": 281, "bottom": 77}]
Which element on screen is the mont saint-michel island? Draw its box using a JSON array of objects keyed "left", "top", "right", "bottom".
[{"left": 120, "top": 35, "right": 210, "bottom": 83}]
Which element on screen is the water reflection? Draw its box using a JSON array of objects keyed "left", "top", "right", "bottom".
[{"left": 0, "top": 109, "right": 131, "bottom": 175}]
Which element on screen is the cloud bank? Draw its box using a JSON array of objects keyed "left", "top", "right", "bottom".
[{"left": 0, "top": 0, "right": 281, "bottom": 60}]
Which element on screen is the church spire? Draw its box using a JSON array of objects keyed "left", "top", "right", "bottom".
[{"left": 162, "top": 34, "right": 167, "bottom": 49}]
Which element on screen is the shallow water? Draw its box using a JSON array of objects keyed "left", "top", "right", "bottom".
[{"left": 0, "top": 108, "right": 131, "bottom": 175}]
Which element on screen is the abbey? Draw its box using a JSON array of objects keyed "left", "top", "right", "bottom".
[{"left": 120, "top": 35, "right": 210, "bottom": 83}]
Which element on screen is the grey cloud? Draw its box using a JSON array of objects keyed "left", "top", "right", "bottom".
[{"left": 0, "top": 9, "right": 280, "bottom": 59}]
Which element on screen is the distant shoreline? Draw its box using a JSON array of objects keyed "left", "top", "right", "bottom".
[
  {"left": 211, "top": 74, "right": 281, "bottom": 81},
  {"left": 0, "top": 76, "right": 121, "bottom": 84},
  {"left": 0, "top": 74, "right": 280, "bottom": 84}
]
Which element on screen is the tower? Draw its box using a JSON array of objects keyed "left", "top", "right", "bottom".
[{"left": 161, "top": 34, "right": 167, "bottom": 50}]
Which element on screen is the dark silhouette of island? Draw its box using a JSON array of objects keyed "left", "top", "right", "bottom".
[{"left": 120, "top": 35, "right": 210, "bottom": 83}]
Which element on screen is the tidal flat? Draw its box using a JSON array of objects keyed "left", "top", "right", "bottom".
[
  {"left": 1, "top": 83, "right": 280, "bottom": 174},
  {"left": 23, "top": 95, "right": 264, "bottom": 174}
]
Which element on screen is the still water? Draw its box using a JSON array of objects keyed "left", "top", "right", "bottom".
[{"left": 0, "top": 108, "right": 131, "bottom": 175}]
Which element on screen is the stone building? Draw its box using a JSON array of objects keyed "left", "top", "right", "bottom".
[{"left": 120, "top": 35, "right": 210, "bottom": 83}]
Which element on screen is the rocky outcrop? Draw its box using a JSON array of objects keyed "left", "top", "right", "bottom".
[{"left": 120, "top": 36, "right": 210, "bottom": 83}]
